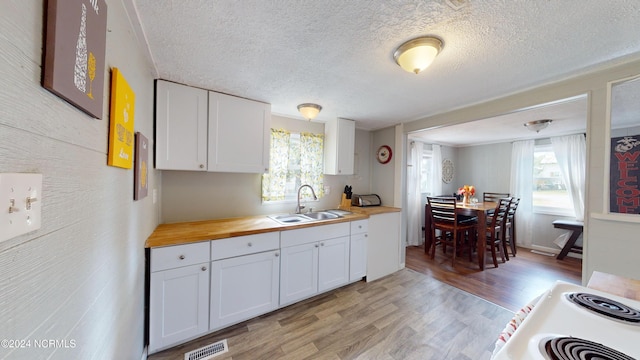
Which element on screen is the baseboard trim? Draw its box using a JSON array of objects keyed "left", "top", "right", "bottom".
[{"left": 528, "top": 244, "right": 583, "bottom": 259}]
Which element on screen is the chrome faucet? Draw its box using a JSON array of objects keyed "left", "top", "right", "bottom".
[{"left": 296, "top": 184, "right": 317, "bottom": 214}]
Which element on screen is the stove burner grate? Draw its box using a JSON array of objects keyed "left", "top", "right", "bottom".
[
  {"left": 543, "top": 336, "right": 636, "bottom": 360},
  {"left": 567, "top": 292, "right": 640, "bottom": 324}
]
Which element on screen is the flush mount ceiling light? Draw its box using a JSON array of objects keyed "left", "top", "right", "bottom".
[
  {"left": 524, "top": 119, "right": 553, "bottom": 133},
  {"left": 297, "top": 103, "right": 322, "bottom": 121},
  {"left": 393, "top": 36, "right": 443, "bottom": 74}
]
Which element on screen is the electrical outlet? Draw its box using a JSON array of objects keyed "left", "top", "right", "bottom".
[
  {"left": 324, "top": 185, "right": 331, "bottom": 195},
  {"left": 0, "top": 173, "right": 43, "bottom": 243}
]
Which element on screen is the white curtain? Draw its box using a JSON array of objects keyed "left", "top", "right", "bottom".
[
  {"left": 551, "top": 134, "right": 586, "bottom": 221},
  {"left": 431, "top": 144, "right": 443, "bottom": 197},
  {"left": 510, "top": 140, "right": 535, "bottom": 248},
  {"left": 407, "top": 141, "right": 424, "bottom": 246}
]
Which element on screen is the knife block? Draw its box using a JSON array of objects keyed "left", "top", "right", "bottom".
[{"left": 339, "top": 194, "right": 351, "bottom": 210}]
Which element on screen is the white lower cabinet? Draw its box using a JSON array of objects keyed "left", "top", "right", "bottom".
[
  {"left": 367, "top": 212, "right": 402, "bottom": 282},
  {"left": 149, "top": 219, "right": 375, "bottom": 353},
  {"left": 149, "top": 242, "right": 211, "bottom": 353},
  {"left": 318, "top": 236, "right": 350, "bottom": 291},
  {"left": 349, "top": 220, "right": 368, "bottom": 281},
  {"left": 280, "top": 222, "right": 350, "bottom": 306},
  {"left": 210, "top": 250, "right": 280, "bottom": 330},
  {"left": 279, "top": 242, "right": 319, "bottom": 305}
]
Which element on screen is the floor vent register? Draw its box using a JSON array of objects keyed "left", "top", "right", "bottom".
[{"left": 184, "top": 339, "right": 229, "bottom": 360}]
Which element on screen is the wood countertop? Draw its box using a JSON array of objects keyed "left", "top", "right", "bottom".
[
  {"left": 587, "top": 271, "right": 640, "bottom": 301},
  {"left": 145, "top": 211, "right": 377, "bottom": 248},
  {"left": 346, "top": 206, "right": 401, "bottom": 215}
]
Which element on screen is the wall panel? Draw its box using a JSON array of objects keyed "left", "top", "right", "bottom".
[{"left": 0, "top": 1, "right": 157, "bottom": 359}]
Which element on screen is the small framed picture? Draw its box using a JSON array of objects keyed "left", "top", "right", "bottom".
[{"left": 134, "top": 132, "right": 149, "bottom": 200}]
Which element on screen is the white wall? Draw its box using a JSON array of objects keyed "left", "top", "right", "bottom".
[
  {"left": 371, "top": 126, "right": 397, "bottom": 206},
  {"left": 161, "top": 115, "right": 372, "bottom": 222},
  {"left": 457, "top": 143, "right": 512, "bottom": 196},
  {"left": 404, "top": 56, "right": 640, "bottom": 283},
  {"left": 0, "top": 1, "right": 158, "bottom": 359}
]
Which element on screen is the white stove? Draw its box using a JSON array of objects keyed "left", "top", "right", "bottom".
[{"left": 492, "top": 281, "right": 640, "bottom": 360}]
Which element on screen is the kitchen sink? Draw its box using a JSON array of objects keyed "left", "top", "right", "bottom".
[
  {"left": 268, "top": 214, "right": 314, "bottom": 224},
  {"left": 268, "top": 211, "right": 343, "bottom": 225},
  {"left": 304, "top": 211, "right": 340, "bottom": 220}
]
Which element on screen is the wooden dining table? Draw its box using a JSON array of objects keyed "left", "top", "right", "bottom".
[{"left": 425, "top": 201, "right": 498, "bottom": 270}]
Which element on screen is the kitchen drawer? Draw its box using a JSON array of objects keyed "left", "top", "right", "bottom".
[
  {"left": 350, "top": 220, "right": 368, "bottom": 234},
  {"left": 211, "top": 232, "right": 279, "bottom": 260},
  {"left": 151, "top": 241, "right": 211, "bottom": 272},
  {"left": 281, "top": 222, "right": 349, "bottom": 248}
]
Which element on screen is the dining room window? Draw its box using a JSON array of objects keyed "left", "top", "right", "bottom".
[
  {"left": 533, "top": 144, "right": 574, "bottom": 215},
  {"left": 261, "top": 129, "right": 325, "bottom": 202},
  {"left": 420, "top": 149, "right": 433, "bottom": 194}
]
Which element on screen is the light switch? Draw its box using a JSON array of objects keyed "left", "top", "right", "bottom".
[{"left": 0, "top": 173, "right": 43, "bottom": 243}]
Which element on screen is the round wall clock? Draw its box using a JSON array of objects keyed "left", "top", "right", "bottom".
[
  {"left": 442, "top": 158, "right": 454, "bottom": 183},
  {"left": 376, "top": 145, "right": 392, "bottom": 164}
]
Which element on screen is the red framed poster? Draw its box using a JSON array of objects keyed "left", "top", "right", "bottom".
[{"left": 610, "top": 134, "right": 640, "bottom": 214}]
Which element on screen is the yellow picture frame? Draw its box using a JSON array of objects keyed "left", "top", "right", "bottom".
[{"left": 107, "top": 68, "right": 135, "bottom": 168}]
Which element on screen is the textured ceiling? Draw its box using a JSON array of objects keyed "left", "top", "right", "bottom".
[{"left": 131, "top": 0, "right": 640, "bottom": 141}]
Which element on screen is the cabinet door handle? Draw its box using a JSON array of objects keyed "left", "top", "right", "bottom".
[
  {"left": 315, "top": 244, "right": 319, "bottom": 248},
  {"left": 179, "top": 255, "right": 185, "bottom": 260},
  {"left": 199, "top": 164, "right": 204, "bottom": 169},
  {"left": 201, "top": 266, "right": 207, "bottom": 271},
  {"left": 247, "top": 242, "right": 253, "bottom": 247},
  {"left": 320, "top": 242, "right": 324, "bottom": 246},
  {"left": 365, "top": 234, "right": 368, "bottom": 237},
  {"left": 275, "top": 252, "right": 279, "bottom": 257}
]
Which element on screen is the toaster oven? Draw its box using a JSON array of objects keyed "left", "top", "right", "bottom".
[{"left": 351, "top": 194, "right": 382, "bottom": 207}]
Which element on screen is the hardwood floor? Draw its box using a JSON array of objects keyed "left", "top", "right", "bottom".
[
  {"left": 406, "top": 245, "right": 582, "bottom": 312},
  {"left": 148, "top": 246, "right": 581, "bottom": 360}
]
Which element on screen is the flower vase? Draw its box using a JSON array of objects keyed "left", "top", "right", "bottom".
[{"left": 463, "top": 194, "right": 470, "bottom": 205}]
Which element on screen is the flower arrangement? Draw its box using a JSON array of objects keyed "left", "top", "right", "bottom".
[
  {"left": 458, "top": 185, "right": 475, "bottom": 196},
  {"left": 458, "top": 185, "right": 475, "bottom": 204}
]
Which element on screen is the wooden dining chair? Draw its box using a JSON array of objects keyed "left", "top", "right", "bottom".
[
  {"left": 503, "top": 197, "right": 520, "bottom": 257},
  {"left": 483, "top": 192, "right": 510, "bottom": 218},
  {"left": 427, "top": 197, "right": 477, "bottom": 267},
  {"left": 483, "top": 198, "right": 511, "bottom": 268},
  {"left": 483, "top": 192, "right": 510, "bottom": 203}
]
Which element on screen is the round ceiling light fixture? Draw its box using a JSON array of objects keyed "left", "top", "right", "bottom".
[
  {"left": 524, "top": 119, "right": 553, "bottom": 133},
  {"left": 297, "top": 103, "right": 322, "bottom": 121},
  {"left": 394, "top": 36, "right": 443, "bottom": 74}
]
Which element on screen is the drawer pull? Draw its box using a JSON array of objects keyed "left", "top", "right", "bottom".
[
  {"left": 247, "top": 242, "right": 253, "bottom": 247},
  {"left": 201, "top": 266, "right": 207, "bottom": 271},
  {"left": 179, "top": 255, "right": 185, "bottom": 260},
  {"left": 320, "top": 242, "right": 324, "bottom": 246},
  {"left": 365, "top": 234, "right": 368, "bottom": 237}
]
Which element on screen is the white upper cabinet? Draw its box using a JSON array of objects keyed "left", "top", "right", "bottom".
[
  {"left": 155, "top": 80, "right": 271, "bottom": 173},
  {"left": 208, "top": 92, "right": 271, "bottom": 173},
  {"left": 155, "top": 80, "right": 208, "bottom": 171},
  {"left": 324, "top": 118, "right": 355, "bottom": 175}
]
